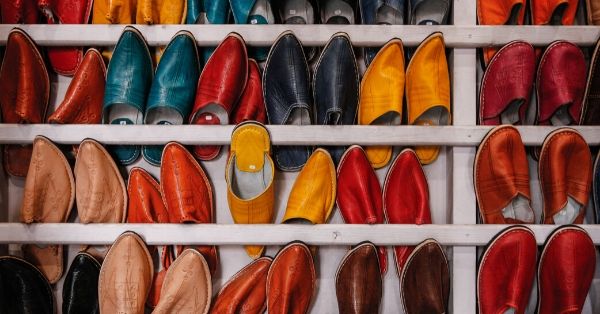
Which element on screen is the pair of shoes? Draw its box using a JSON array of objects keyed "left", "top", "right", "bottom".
[
  {"left": 475, "top": 125, "right": 592, "bottom": 224},
  {"left": 478, "top": 225, "right": 596, "bottom": 314},
  {"left": 19, "top": 136, "right": 126, "bottom": 283},
  {"left": 337, "top": 145, "right": 432, "bottom": 275},
  {"left": 212, "top": 242, "right": 316, "bottom": 314},
  {"left": 361, "top": 32, "right": 451, "bottom": 167}
]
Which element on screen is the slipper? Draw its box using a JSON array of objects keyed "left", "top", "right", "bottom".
[
  {"left": 186, "top": 0, "right": 231, "bottom": 63},
  {"left": 230, "top": 0, "right": 275, "bottom": 61},
  {"left": 321, "top": 0, "right": 356, "bottom": 24},
  {"left": 0, "top": 1, "right": 39, "bottom": 23},
  {"left": 409, "top": 0, "right": 449, "bottom": 25},
  {"left": 62, "top": 252, "right": 101, "bottom": 313},
  {"left": 360, "top": 0, "right": 405, "bottom": 66},
  {"left": 581, "top": 36, "right": 600, "bottom": 125},
  {"left": 531, "top": 0, "right": 578, "bottom": 25},
  {"left": 0, "top": 256, "right": 54, "bottom": 314},
  {"left": 232, "top": 59, "right": 268, "bottom": 124},
  {"left": 477, "top": 0, "right": 526, "bottom": 65}
]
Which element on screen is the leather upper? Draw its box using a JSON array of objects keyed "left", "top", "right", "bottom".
[
  {"left": 267, "top": 242, "right": 316, "bottom": 314},
  {"left": 187, "top": 0, "right": 229, "bottom": 24},
  {"left": 92, "top": 0, "right": 136, "bottom": 23},
  {"left": 531, "top": 0, "right": 578, "bottom": 25},
  {"left": 538, "top": 226, "right": 596, "bottom": 314},
  {"left": 233, "top": 59, "right": 267, "bottom": 124},
  {"left": 336, "top": 145, "right": 387, "bottom": 274},
  {"left": 48, "top": 49, "right": 106, "bottom": 124},
  {"left": 0, "top": 256, "right": 54, "bottom": 314},
  {"left": 582, "top": 37, "right": 600, "bottom": 125},
  {"left": 136, "top": 0, "right": 186, "bottom": 24},
  {"left": 335, "top": 242, "right": 382, "bottom": 314},
  {"left": 479, "top": 41, "right": 535, "bottom": 125},
  {"left": 400, "top": 239, "right": 449, "bottom": 314},
  {"left": 211, "top": 257, "right": 272, "bottom": 314},
  {"left": 539, "top": 128, "right": 592, "bottom": 224},
  {"left": 537, "top": 41, "right": 586, "bottom": 126},
  {"left": 62, "top": 252, "right": 101, "bottom": 314},
  {"left": 128, "top": 167, "right": 169, "bottom": 224},
  {"left": 478, "top": 226, "right": 537, "bottom": 314},
  {"left": 74, "top": 139, "right": 127, "bottom": 223},
  {"left": 1, "top": 0, "right": 39, "bottom": 23},
  {"left": 383, "top": 149, "right": 432, "bottom": 274},
  {"left": 477, "top": 0, "right": 525, "bottom": 64},
  {"left": 588, "top": 0, "right": 600, "bottom": 24},
  {"left": 282, "top": 149, "right": 336, "bottom": 225},
  {"left": 594, "top": 154, "right": 600, "bottom": 224},
  {"left": 263, "top": 31, "right": 313, "bottom": 171},
  {"left": 359, "top": 39, "right": 404, "bottom": 168},
  {"left": 99, "top": 232, "right": 153, "bottom": 314}
]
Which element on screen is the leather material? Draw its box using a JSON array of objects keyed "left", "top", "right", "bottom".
[
  {"left": 406, "top": 32, "right": 450, "bottom": 165},
  {"left": 191, "top": 33, "right": 248, "bottom": 160},
  {"left": 336, "top": 145, "right": 387, "bottom": 274},
  {"left": 409, "top": 0, "right": 449, "bottom": 24},
  {"left": 594, "top": 153, "right": 600, "bottom": 224},
  {"left": 185, "top": 0, "right": 229, "bottom": 63},
  {"left": 211, "top": 257, "right": 272, "bottom": 314},
  {"left": 538, "top": 225, "right": 596, "bottom": 314},
  {"left": 0, "top": 256, "right": 53, "bottom": 314},
  {"left": 103, "top": 26, "right": 153, "bottom": 165},
  {"left": 92, "top": 0, "right": 136, "bottom": 23},
  {"left": 0, "top": 28, "right": 50, "bottom": 177},
  {"left": 267, "top": 242, "right": 315, "bottom": 314},
  {"left": 153, "top": 249, "right": 212, "bottom": 314},
  {"left": 335, "top": 242, "right": 382, "bottom": 314},
  {"left": 313, "top": 33, "right": 359, "bottom": 164},
  {"left": 282, "top": 149, "right": 336, "bottom": 224},
  {"left": 400, "top": 239, "right": 449, "bottom": 314},
  {"left": 479, "top": 41, "right": 535, "bottom": 125},
  {"left": 477, "top": 0, "right": 525, "bottom": 64},
  {"left": 360, "top": 0, "right": 405, "bottom": 66},
  {"left": 581, "top": 36, "right": 600, "bottom": 125},
  {"left": 74, "top": 139, "right": 127, "bottom": 223},
  {"left": 99, "top": 232, "right": 153, "bottom": 314},
  {"left": 539, "top": 128, "right": 592, "bottom": 224},
  {"left": 587, "top": 0, "right": 600, "bottom": 24},
  {"left": 226, "top": 122, "right": 275, "bottom": 258},
  {"left": 136, "top": 0, "right": 186, "bottom": 24},
  {"left": 531, "top": 0, "right": 578, "bottom": 25},
  {"left": 48, "top": 49, "right": 105, "bottom": 125},
  {"left": 1, "top": 0, "right": 39, "bottom": 23},
  {"left": 383, "top": 149, "right": 431, "bottom": 274},
  {"left": 232, "top": 59, "right": 267, "bottom": 124},
  {"left": 477, "top": 226, "right": 536, "bottom": 314},
  {"left": 62, "top": 252, "right": 101, "bottom": 314},
  {"left": 20, "top": 136, "right": 75, "bottom": 284},
  {"left": 230, "top": 0, "right": 256, "bottom": 23},
  {"left": 263, "top": 31, "right": 313, "bottom": 171},
  {"left": 38, "top": 0, "right": 92, "bottom": 76},
  {"left": 475, "top": 125, "right": 533, "bottom": 224},
  {"left": 536, "top": 41, "right": 586, "bottom": 127},
  {"left": 230, "top": 0, "right": 272, "bottom": 61},
  {"left": 143, "top": 31, "right": 200, "bottom": 166},
  {"left": 359, "top": 39, "right": 404, "bottom": 169}
]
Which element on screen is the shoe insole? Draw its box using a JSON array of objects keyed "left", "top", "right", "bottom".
[
  {"left": 553, "top": 196, "right": 582, "bottom": 224},
  {"left": 281, "top": 0, "right": 314, "bottom": 24},
  {"left": 145, "top": 107, "right": 183, "bottom": 125},
  {"left": 285, "top": 218, "right": 313, "bottom": 224},
  {"left": 550, "top": 3, "right": 567, "bottom": 25},
  {"left": 108, "top": 104, "right": 143, "bottom": 125},
  {"left": 193, "top": 103, "right": 229, "bottom": 125},
  {"left": 326, "top": 110, "right": 342, "bottom": 125},
  {"left": 249, "top": 0, "right": 274, "bottom": 24},
  {"left": 504, "top": 308, "right": 516, "bottom": 314},
  {"left": 550, "top": 104, "right": 573, "bottom": 125},
  {"left": 377, "top": 4, "right": 403, "bottom": 25},
  {"left": 372, "top": 111, "right": 401, "bottom": 126},
  {"left": 230, "top": 155, "right": 273, "bottom": 200},
  {"left": 500, "top": 99, "right": 523, "bottom": 125},
  {"left": 413, "top": 0, "right": 446, "bottom": 25},
  {"left": 414, "top": 106, "right": 449, "bottom": 126},
  {"left": 287, "top": 107, "right": 311, "bottom": 125},
  {"left": 501, "top": 194, "right": 534, "bottom": 223},
  {"left": 322, "top": 0, "right": 354, "bottom": 24}
]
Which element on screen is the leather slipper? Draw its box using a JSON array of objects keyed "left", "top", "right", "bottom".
[
  {"left": 231, "top": 0, "right": 275, "bottom": 61},
  {"left": 0, "top": 256, "right": 54, "bottom": 314},
  {"left": 62, "top": 252, "right": 101, "bottom": 314},
  {"left": 477, "top": 0, "right": 526, "bottom": 65},
  {"left": 531, "top": 0, "right": 578, "bottom": 25},
  {"left": 581, "top": 36, "right": 600, "bottom": 125},
  {"left": 360, "top": 0, "right": 405, "bottom": 66},
  {"left": 409, "top": 0, "right": 450, "bottom": 25},
  {"left": 232, "top": 59, "right": 267, "bottom": 124}
]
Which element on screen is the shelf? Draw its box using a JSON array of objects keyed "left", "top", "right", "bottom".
[
  {"left": 1, "top": 125, "right": 600, "bottom": 146},
  {"left": 0, "top": 224, "right": 598, "bottom": 246},
  {"left": 0, "top": 25, "right": 599, "bottom": 47}
]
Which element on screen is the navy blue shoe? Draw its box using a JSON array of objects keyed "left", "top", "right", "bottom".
[{"left": 360, "top": 0, "right": 405, "bottom": 66}]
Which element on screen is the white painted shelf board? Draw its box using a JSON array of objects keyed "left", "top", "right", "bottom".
[
  {"left": 1, "top": 124, "right": 600, "bottom": 145},
  {"left": 1, "top": 24, "right": 600, "bottom": 46}
]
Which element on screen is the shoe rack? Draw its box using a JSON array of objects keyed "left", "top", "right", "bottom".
[{"left": 1, "top": 0, "right": 600, "bottom": 313}]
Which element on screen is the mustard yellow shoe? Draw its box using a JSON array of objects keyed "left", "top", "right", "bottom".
[
  {"left": 282, "top": 148, "right": 336, "bottom": 225},
  {"left": 92, "top": 0, "right": 137, "bottom": 24},
  {"left": 359, "top": 39, "right": 405, "bottom": 169},
  {"left": 406, "top": 32, "right": 451, "bottom": 165},
  {"left": 226, "top": 121, "right": 275, "bottom": 259},
  {"left": 136, "top": 0, "right": 186, "bottom": 24}
]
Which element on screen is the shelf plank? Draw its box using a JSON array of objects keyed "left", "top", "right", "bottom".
[{"left": 0, "top": 25, "right": 599, "bottom": 47}]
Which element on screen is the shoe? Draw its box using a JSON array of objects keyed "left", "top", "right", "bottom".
[
  {"left": 226, "top": 121, "right": 275, "bottom": 258},
  {"left": 383, "top": 149, "right": 432, "bottom": 274},
  {"left": 74, "top": 139, "right": 127, "bottom": 223},
  {"left": 531, "top": 0, "right": 578, "bottom": 25},
  {"left": 0, "top": 256, "right": 53, "bottom": 314},
  {"left": 477, "top": 0, "right": 526, "bottom": 65},
  {"left": 400, "top": 239, "right": 449, "bottom": 314},
  {"left": 274, "top": 0, "right": 320, "bottom": 60},
  {"left": 191, "top": 33, "right": 248, "bottom": 161},
  {"left": 0, "top": 28, "right": 50, "bottom": 177},
  {"left": 406, "top": 32, "right": 451, "bottom": 165},
  {"left": 0, "top": 0, "right": 39, "bottom": 23},
  {"left": 359, "top": 39, "right": 404, "bottom": 168},
  {"left": 359, "top": 0, "right": 405, "bottom": 66},
  {"left": 538, "top": 225, "right": 596, "bottom": 314},
  {"left": 474, "top": 125, "right": 534, "bottom": 224},
  {"left": 409, "top": 0, "right": 450, "bottom": 24},
  {"left": 263, "top": 31, "right": 313, "bottom": 171},
  {"left": 587, "top": 0, "right": 600, "bottom": 24},
  {"left": 62, "top": 252, "right": 101, "bottom": 314},
  {"left": 477, "top": 226, "right": 537, "bottom": 314},
  {"left": 313, "top": 32, "right": 359, "bottom": 164},
  {"left": 336, "top": 145, "right": 387, "bottom": 274},
  {"left": 211, "top": 257, "right": 272, "bottom": 313},
  {"left": 282, "top": 149, "right": 336, "bottom": 224},
  {"left": 103, "top": 26, "right": 153, "bottom": 165},
  {"left": 335, "top": 242, "right": 382, "bottom": 314},
  {"left": 232, "top": 59, "right": 267, "bottom": 124},
  {"left": 92, "top": 0, "right": 136, "bottom": 23},
  {"left": 143, "top": 31, "right": 200, "bottom": 166},
  {"left": 539, "top": 128, "right": 592, "bottom": 224},
  {"left": 320, "top": 0, "right": 356, "bottom": 24},
  {"left": 153, "top": 249, "right": 212, "bottom": 314},
  {"left": 581, "top": 36, "right": 600, "bottom": 125},
  {"left": 231, "top": 0, "right": 275, "bottom": 61},
  {"left": 186, "top": 0, "right": 230, "bottom": 63},
  {"left": 267, "top": 242, "right": 316, "bottom": 314},
  {"left": 479, "top": 41, "right": 535, "bottom": 125},
  {"left": 136, "top": 0, "right": 186, "bottom": 24},
  {"left": 20, "top": 136, "right": 75, "bottom": 284},
  {"left": 594, "top": 153, "right": 600, "bottom": 223},
  {"left": 98, "top": 232, "right": 153, "bottom": 314}
]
